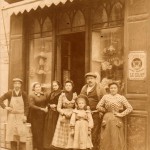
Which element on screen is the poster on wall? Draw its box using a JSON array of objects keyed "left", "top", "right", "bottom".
[{"left": 128, "top": 51, "right": 146, "bottom": 80}]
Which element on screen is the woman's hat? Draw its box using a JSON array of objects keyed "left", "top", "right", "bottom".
[
  {"left": 64, "top": 80, "right": 74, "bottom": 87},
  {"left": 32, "top": 82, "right": 41, "bottom": 91},
  {"left": 12, "top": 78, "right": 23, "bottom": 83}
]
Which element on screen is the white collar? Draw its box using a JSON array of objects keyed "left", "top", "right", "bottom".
[
  {"left": 87, "top": 84, "right": 95, "bottom": 89},
  {"left": 87, "top": 84, "right": 96, "bottom": 91},
  {"left": 34, "top": 92, "right": 44, "bottom": 97},
  {"left": 14, "top": 90, "right": 20, "bottom": 96},
  {"left": 87, "top": 84, "right": 95, "bottom": 94}
]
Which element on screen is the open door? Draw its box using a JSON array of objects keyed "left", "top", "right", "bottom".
[
  {"left": 61, "top": 40, "right": 71, "bottom": 85},
  {"left": 61, "top": 32, "right": 85, "bottom": 94}
]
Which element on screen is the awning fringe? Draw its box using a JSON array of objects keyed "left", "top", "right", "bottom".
[{"left": 2, "top": 0, "right": 74, "bottom": 15}]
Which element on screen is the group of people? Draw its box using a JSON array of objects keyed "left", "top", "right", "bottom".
[{"left": 0, "top": 72, "right": 133, "bottom": 150}]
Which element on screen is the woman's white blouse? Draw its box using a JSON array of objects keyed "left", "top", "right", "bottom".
[{"left": 96, "top": 94, "right": 133, "bottom": 117}]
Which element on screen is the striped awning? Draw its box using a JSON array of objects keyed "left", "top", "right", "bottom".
[{"left": 2, "top": 0, "right": 74, "bottom": 15}]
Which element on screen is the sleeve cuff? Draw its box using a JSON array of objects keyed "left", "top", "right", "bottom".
[{"left": 1, "top": 104, "right": 6, "bottom": 109}]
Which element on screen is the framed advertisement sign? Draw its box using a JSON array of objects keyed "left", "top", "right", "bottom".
[{"left": 128, "top": 51, "right": 146, "bottom": 80}]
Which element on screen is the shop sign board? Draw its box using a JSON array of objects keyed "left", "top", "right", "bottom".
[{"left": 128, "top": 51, "right": 146, "bottom": 80}]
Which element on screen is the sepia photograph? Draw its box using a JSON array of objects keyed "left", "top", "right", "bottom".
[{"left": 0, "top": 0, "right": 148, "bottom": 150}]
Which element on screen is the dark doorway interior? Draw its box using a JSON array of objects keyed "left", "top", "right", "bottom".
[{"left": 61, "top": 32, "right": 85, "bottom": 94}]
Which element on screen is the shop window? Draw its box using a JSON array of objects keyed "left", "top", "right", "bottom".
[
  {"left": 91, "top": 27, "right": 124, "bottom": 92},
  {"left": 28, "top": 37, "right": 52, "bottom": 93}
]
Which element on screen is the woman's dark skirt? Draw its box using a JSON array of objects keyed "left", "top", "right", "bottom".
[
  {"left": 43, "top": 109, "right": 59, "bottom": 149},
  {"left": 30, "top": 110, "right": 46, "bottom": 150}
]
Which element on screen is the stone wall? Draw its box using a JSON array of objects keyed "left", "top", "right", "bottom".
[{"left": 0, "top": 1, "right": 10, "bottom": 148}]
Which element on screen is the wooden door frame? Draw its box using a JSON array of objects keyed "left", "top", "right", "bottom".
[
  {"left": 124, "top": 0, "right": 149, "bottom": 150},
  {"left": 55, "top": 30, "right": 90, "bottom": 83}
]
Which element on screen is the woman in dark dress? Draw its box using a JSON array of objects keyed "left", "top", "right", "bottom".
[
  {"left": 43, "top": 81, "right": 62, "bottom": 150},
  {"left": 29, "top": 82, "right": 48, "bottom": 150}
]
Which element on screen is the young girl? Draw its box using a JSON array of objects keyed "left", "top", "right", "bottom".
[{"left": 67, "top": 94, "right": 94, "bottom": 150}]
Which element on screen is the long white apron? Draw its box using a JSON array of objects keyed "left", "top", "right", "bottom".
[{"left": 6, "top": 94, "right": 27, "bottom": 142}]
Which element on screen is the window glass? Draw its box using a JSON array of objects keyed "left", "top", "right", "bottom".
[
  {"left": 28, "top": 37, "right": 52, "bottom": 93},
  {"left": 91, "top": 27, "right": 124, "bottom": 92}
]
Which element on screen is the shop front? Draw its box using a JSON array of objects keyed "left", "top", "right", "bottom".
[
  {"left": 1, "top": 0, "right": 150, "bottom": 149},
  {"left": 8, "top": 0, "right": 124, "bottom": 94}
]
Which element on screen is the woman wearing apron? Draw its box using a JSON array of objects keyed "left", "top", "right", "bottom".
[
  {"left": 52, "top": 80, "right": 77, "bottom": 149},
  {"left": 96, "top": 82, "right": 133, "bottom": 150},
  {"left": 0, "top": 78, "right": 29, "bottom": 150}
]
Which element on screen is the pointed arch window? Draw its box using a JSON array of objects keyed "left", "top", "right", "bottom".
[
  {"left": 59, "top": 13, "right": 71, "bottom": 30},
  {"left": 92, "top": 6, "right": 108, "bottom": 24},
  {"left": 72, "top": 10, "right": 85, "bottom": 27},
  {"left": 42, "top": 17, "right": 52, "bottom": 32}
]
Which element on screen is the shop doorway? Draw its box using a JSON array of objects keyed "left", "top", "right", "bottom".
[{"left": 61, "top": 32, "right": 85, "bottom": 94}]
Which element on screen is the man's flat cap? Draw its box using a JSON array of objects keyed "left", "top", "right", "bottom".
[
  {"left": 85, "top": 72, "right": 97, "bottom": 78},
  {"left": 13, "top": 78, "right": 23, "bottom": 83}
]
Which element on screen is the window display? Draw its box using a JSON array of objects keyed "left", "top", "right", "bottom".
[
  {"left": 92, "top": 27, "right": 124, "bottom": 93},
  {"left": 29, "top": 37, "right": 52, "bottom": 93}
]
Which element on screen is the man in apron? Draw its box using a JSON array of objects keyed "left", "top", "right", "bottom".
[
  {"left": 80, "top": 72, "right": 106, "bottom": 150},
  {"left": 0, "top": 78, "right": 29, "bottom": 150}
]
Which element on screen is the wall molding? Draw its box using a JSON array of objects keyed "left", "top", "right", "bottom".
[{"left": 127, "top": 13, "right": 149, "bottom": 22}]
